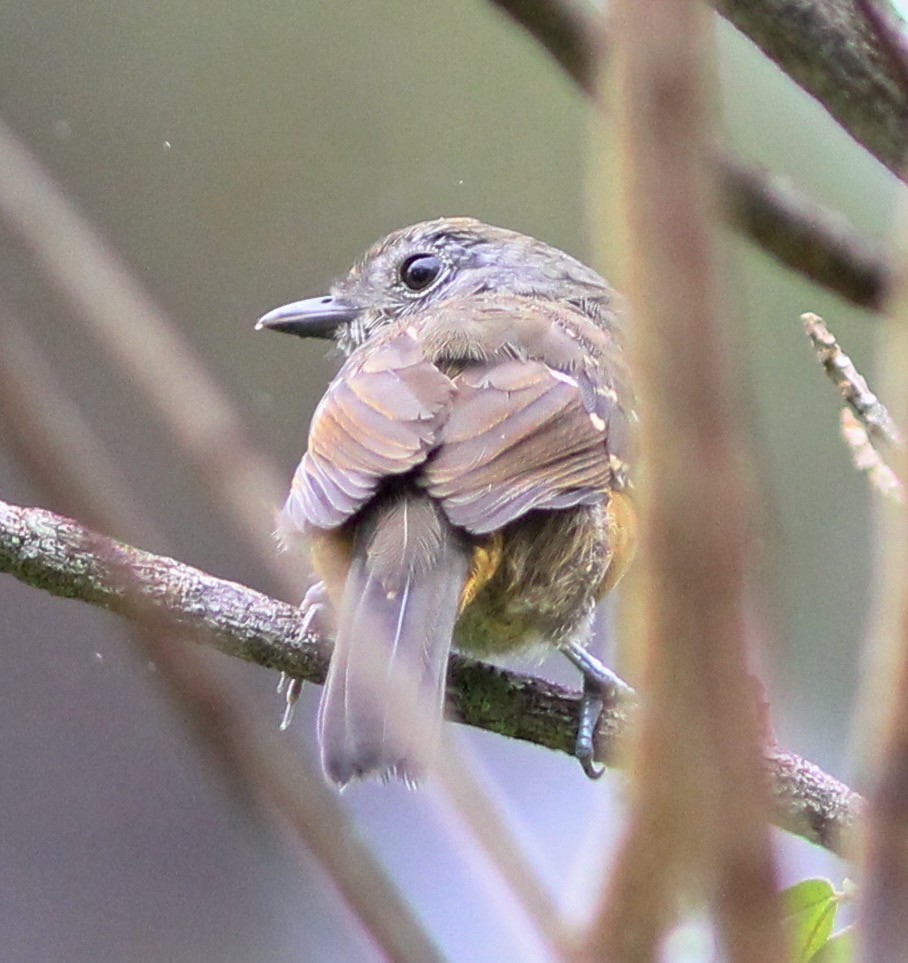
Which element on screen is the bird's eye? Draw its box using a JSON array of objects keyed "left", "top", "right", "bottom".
[{"left": 399, "top": 253, "right": 442, "bottom": 292}]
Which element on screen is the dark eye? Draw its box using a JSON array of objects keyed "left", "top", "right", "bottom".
[{"left": 399, "top": 253, "right": 442, "bottom": 291}]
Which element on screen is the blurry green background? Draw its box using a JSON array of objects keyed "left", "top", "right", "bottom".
[{"left": 0, "top": 1, "right": 896, "bottom": 960}]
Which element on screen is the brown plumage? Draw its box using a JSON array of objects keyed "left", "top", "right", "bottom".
[{"left": 258, "top": 218, "right": 636, "bottom": 786}]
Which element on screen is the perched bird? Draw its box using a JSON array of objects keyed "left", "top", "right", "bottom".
[{"left": 257, "top": 217, "right": 636, "bottom": 787}]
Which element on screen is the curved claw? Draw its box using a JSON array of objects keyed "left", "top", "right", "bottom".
[
  {"left": 276, "top": 580, "right": 334, "bottom": 731},
  {"left": 299, "top": 580, "right": 331, "bottom": 639},
  {"left": 279, "top": 675, "right": 304, "bottom": 730},
  {"left": 561, "top": 640, "right": 625, "bottom": 781},
  {"left": 576, "top": 683, "right": 607, "bottom": 780},
  {"left": 578, "top": 752, "right": 606, "bottom": 780}
]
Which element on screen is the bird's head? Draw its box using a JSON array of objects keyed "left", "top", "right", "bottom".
[{"left": 256, "top": 217, "right": 618, "bottom": 353}]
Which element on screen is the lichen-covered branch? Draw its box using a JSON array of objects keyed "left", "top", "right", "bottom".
[
  {"left": 488, "top": 0, "right": 893, "bottom": 311},
  {"left": 0, "top": 497, "right": 861, "bottom": 857},
  {"left": 803, "top": 312, "right": 904, "bottom": 448}
]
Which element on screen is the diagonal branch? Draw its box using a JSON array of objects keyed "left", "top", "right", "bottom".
[
  {"left": 0, "top": 117, "right": 572, "bottom": 956},
  {"left": 495, "top": 0, "right": 908, "bottom": 182},
  {"left": 0, "top": 318, "right": 448, "bottom": 963},
  {"left": 854, "top": 0, "right": 908, "bottom": 98},
  {"left": 487, "top": 0, "right": 893, "bottom": 312},
  {"left": 0, "top": 497, "right": 862, "bottom": 859},
  {"left": 716, "top": 0, "right": 908, "bottom": 178}
]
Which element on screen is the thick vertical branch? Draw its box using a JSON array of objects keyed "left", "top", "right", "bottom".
[
  {"left": 860, "top": 249, "right": 908, "bottom": 962},
  {"left": 584, "top": 0, "right": 783, "bottom": 960}
]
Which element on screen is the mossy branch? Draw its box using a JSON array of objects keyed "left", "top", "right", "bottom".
[{"left": 0, "top": 497, "right": 862, "bottom": 858}]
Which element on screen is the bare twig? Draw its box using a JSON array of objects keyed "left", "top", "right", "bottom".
[
  {"left": 586, "top": 0, "right": 784, "bottom": 959},
  {"left": 840, "top": 409, "right": 905, "bottom": 503},
  {"left": 0, "top": 501, "right": 861, "bottom": 853},
  {"left": 803, "top": 312, "right": 904, "bottom": 448},
  {"left": 720, "top": 162, "right": 891, "bottom": 312},
  {"left": 488, "top": 0, "right": 893, "bottom": 312},
  {"left": 802, "top": 311, "right": 905, "bottom": 501}
]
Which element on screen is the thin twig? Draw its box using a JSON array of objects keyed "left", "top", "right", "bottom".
[
  {"left": 0, "top": 498, "right": 863, "bottom": 858},
  {"left": 488, "top": 0, "right": 893, "bottom": 312},
  {"left": 803, "top": 312, "right": 904, "bottom": 448},
  {"left": 840, "top": 409, "right": 905, "bottom": 503},
  {"left": 802, "top": 311, "right": 905, "bottom": 501}
]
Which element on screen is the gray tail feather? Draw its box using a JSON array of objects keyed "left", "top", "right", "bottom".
[{"left": 317, "top": 497, "right": 470, "bottom": 787}]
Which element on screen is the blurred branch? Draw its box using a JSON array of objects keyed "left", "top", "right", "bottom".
[
  {"left": 0, "top": 117, "right": 572, "bottom": 955},
  {"left": 802, "top": 311, "right": 905, "bottom": 502},
  {"left": 0, "top": 341, "right": 445, "bottom": 963},
  {"left": 716, "top": 0, "right": 908, "bottom": 178},
  {"left": 0, "top": 498, "right": 862, "bottom": 858},
  {"left": 488, "top": 0, "right": 894, "bottom": 311},
  {"left": 860, "top": 219, "right": 908, "bottom": 962},
  {"left": 0, "top": 310, "right": 160, "bottom": 548},
  {"left": 0, "top": 114, "right": 299, "bottom": 593},
  {"left": 586, "top": 0, "right": 784, "bottom": 958},
  {"left": 854, "top": 0, "right": 908, "bottom": 97}
]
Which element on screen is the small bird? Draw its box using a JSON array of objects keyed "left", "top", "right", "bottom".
[{"left": 258, "top": 217, "right": 636, "bottom": 787}]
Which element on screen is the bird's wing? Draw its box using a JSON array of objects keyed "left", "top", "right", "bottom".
[
  {"left": 420, "top": 297, "right": 634, "bottom": 535},
  {"left": 283, "top": 296, "right": 633, "bottom": 536},
  {"left": 282, "top": 328, "right": 455, "bottom": 530}
]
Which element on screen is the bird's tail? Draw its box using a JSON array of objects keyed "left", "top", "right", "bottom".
[{"left": 317, "top": 493, "right": 470, "bottom": 787}]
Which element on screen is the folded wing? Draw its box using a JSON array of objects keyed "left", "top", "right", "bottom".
[
  {"left": 281, "top": 328, "right": 455, "bottom": 531},
  {"left": 423, "top": 353, "right": 630, "bottom": 533}
]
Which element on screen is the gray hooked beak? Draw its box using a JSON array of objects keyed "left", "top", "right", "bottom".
[{"left": 255, "top": 295, "right": 359, "bottom": 339}]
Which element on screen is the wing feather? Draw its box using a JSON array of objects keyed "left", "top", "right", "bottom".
[
  {"left": 283, "top": 328, "right": 455, "bottom": 531},
  {"left": 423, "top": 345, "right": 631, "bottom": 533}
]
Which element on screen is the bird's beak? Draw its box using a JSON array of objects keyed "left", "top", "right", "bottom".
[{"left": 255, "top": 295, "right": 359, "bottom": 339}]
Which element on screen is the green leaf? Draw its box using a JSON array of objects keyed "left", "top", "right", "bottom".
[
  {"left": 813, "top": 926, "right": 855, "bottom": 963},
  {"left": 782, "top": 879, "right": 839, "bottom": 963}
]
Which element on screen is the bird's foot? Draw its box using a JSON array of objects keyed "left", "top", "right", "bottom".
[
  {"left": 276, "top": 672, "right": 304, "bottom": 730},
  {"left": 277, "top": 580, "right": 331, "bottom": 731},
  {"left": 560, "top": 641, "right": 634, "bottom": 780}
]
